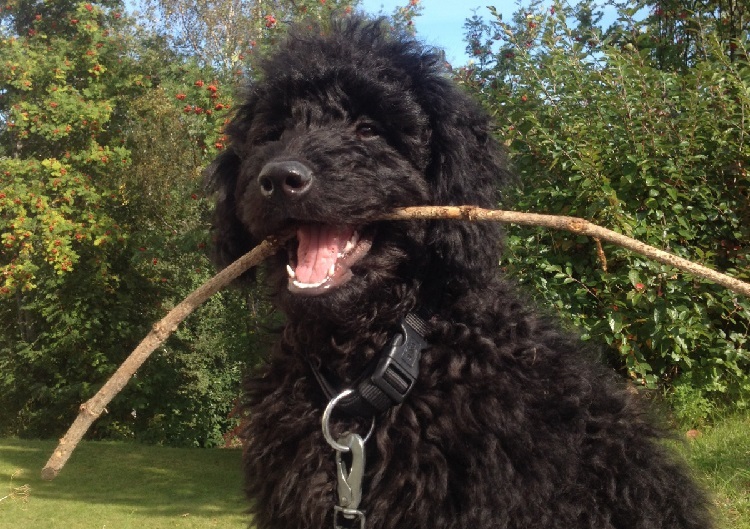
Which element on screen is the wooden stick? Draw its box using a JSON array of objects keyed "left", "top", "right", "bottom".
[
  {"left": 383, "top": 206, "right": 750, "bottom": 298},
  {"left": 41, "top": 207, "right": 750, "bottom": 480},
  {"left": 41, "top": 231, "right": 293, "bottom": 481}
]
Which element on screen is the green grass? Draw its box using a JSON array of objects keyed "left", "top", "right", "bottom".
[
  {"left": 0, "top": 439, "right": 247, "bottom": 528},
  {"left": 677, "top": 413, "right": 750, "bottom": 529},
  {"left": 0, "top": 414, "right": 748, "bottom": 528}
]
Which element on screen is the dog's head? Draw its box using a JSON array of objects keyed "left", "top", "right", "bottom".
[{"left": 207, "top": 17, "right": 511, "bottom": 316}]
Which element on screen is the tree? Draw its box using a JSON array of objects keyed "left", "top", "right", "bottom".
[
  {"left": 0, "top": 0, "right": 253, "bottom": 444},
  {"left": 135, "top": 0, "right": 361, "bottom": 77},
  {"left": 0, "top": 0, "right": 135, "bottom": 295},
  {"left": 0, "top": 0, "right": 155, "bottom": 435},
  {"left": 615, "top": 0, "right": 750, "bottom": 69},
  {"left": 459, "top": 0, "right": 750, "bottom": 423},
  {"left": 105, "top": 63, "right": 268, "bottom": 446}
]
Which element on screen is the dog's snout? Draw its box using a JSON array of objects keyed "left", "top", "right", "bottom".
[{"left": 258, "top": 161, "right": 313, "bottom": 200}]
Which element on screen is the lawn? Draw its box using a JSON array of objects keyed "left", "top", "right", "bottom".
[
  {"left": 0, "top": 414, "right": 748, "bottom": 528},
  {"left": 677, "top": 412, "right": 750, "bottom": 528},
  {"left": 0, "top": 439, "right": 247, "bottom": 528}
]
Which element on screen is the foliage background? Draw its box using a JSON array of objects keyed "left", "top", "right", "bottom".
[
  {"left": 460, "top": 0, "right": 750, "bottom": 425},
  {"left": 0, "top": 0, "right": 747, "bottom": 445}
]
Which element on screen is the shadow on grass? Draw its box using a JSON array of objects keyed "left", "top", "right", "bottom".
[{"left": 0, "top": 438, "right": 246, "bottom": 520}]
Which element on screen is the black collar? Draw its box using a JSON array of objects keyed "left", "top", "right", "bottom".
[{"left": 308, "top": 312, "right": 430, "bottom": 418}]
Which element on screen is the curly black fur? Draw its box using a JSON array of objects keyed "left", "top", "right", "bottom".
[{"left": 207, "top": 16, "right": 713, "bottom": 529}]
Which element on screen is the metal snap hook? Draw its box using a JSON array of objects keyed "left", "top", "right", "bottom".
[
  {"left": 322, "top": 389, "right": 375, "bottom": 452},
  {"left": 335, "top": 432, "right": 365, "bottom": 511}
]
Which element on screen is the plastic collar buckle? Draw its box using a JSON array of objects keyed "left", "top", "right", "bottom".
[{"left": 368, "top": 319, "right": 428, "bottom": 405}]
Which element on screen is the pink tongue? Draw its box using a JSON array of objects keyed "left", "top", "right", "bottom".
[{"left": 295, "top": 225, "right": 354, "bottom": 284}]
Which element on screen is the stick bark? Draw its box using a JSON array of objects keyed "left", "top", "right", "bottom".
[
  {"left": 383, "top": 206, "right": 750, "bottom": 298},
  {"left": 41, "top": 207, "right": 750, "bottom": 480},
  {"left": 40, "top": 231, "right": 292, "bottom": 481}
]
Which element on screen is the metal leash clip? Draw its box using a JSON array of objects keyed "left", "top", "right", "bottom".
[
  {"left": 333, "top": 432, "right": 366, "bottom": 529},
  {"left": 323, "top": 389, "right": 372, "bottom": 529}
]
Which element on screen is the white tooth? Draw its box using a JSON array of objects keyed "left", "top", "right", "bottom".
[
  {"left": 340, "top": 230, "right": 360, "bottom": 256},
  {"left": 329, "top": 264, "right": 336, "bottom": 277},
  {"left": 286, "top": 264, "right": 296, "bottom": 279}
]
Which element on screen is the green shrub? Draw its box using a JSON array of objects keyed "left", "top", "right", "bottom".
[{"left": 459, "top": 1, "right": 750, "bottom": 409}]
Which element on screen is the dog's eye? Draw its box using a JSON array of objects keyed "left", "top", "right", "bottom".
[
  {"left": 355, "top": 122, "right": 379, "bottom": 140},
  {"left": 252, "top": 127, "right": 283, "bottom": 145}
]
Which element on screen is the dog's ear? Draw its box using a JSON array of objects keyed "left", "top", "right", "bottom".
[
  {"left": 204, "top": 148, "right": 259, "bottom": 279},
  {"left": 421, "top": 83, "right": 513, "bottom": 288}
]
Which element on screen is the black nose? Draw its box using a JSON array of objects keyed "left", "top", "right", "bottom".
[{"left": 258, "top": 161, "right": 313, "bottom": 200}]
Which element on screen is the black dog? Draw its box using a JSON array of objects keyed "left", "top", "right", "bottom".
[{"left": 208, "top": 16, "right": 713, "bottom": 529}]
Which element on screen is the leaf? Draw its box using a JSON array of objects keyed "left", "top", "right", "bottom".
[{"left": 608, "top": 312, "right": 624, "bottom": 334}]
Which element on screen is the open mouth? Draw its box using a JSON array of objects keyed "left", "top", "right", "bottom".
[{"left": 286, "top": 224, "right": 372, "bottom": 295}]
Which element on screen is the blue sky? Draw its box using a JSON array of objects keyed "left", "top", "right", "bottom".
[
  {"left": 359, "top": 0, "right": 499, "bottom": 65},
  {"left": 359, "top": 1, "right": 622, "bottom": 66}
]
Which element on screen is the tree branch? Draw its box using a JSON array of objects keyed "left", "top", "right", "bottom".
[
  {"left": 383, "top": 206, "right": 750, "bottom": 297},
  {"left": 41, "top": 207, "right": 750, "bottom": 480},
  {"left": 40, "top": 230, "right": 293, "bottom": 481}
]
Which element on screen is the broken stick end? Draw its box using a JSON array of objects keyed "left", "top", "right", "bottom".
[{"left": 40, "top": 465, "right": 59, "bottom": 481}]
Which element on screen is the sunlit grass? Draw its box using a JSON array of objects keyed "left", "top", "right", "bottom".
[
  {"left": 0, "top": 414, "right": 748, "bottom": 528},
  {"left": 677, "top": 413, "right": 750, "bottom": 529},
  {"left": 0, "top": 439, "right": 247, "bottom": 529}
]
